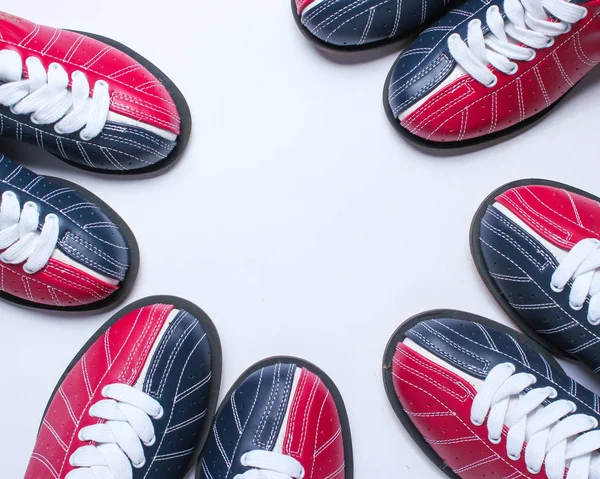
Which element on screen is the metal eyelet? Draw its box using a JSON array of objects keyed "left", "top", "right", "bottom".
[{"left": 550, "top": 282, "right": 564, "bottom": 293}]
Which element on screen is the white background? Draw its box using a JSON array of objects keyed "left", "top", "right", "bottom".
[{"left": 2, "top": 1, "right": 600, "bottom": 477}]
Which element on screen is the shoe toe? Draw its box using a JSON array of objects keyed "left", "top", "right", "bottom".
[{"left": 297, "top": 0, "right": 450, "bottom": 48}]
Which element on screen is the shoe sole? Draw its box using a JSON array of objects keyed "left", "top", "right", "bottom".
[
  {"left": 60, "top": 30, "right": 193, "bottom": 175},
  {"left": 469, "top": 178, "right": 600, "bottom": 359},
  {"left": 196, "top": 355, "right": 354, "bottom": 479},
  {"left": 0, "top": 175, "right": 140, "bottom": 312},
  {"left": 38, "top": 295, "right": 223, "bottom": 475},
  {"left": 382, "top": 53, "right": 575, "bottom": 149},
  {"left": 382, "top": 308, "right": 563, "bottom": 479}
]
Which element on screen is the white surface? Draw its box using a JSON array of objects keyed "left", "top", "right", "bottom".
[{"left": 2, "top": 1, "right": 600, "bottom": 478}]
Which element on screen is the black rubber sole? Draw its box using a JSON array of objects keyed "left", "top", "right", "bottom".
[
  {"left": 290, "top": 0, "right": 410, "bottom": 53},
  {"left": 40, "top": 295, "right": 222, "bottom": 474},
  {"left": 59, "top": 30, "right": 192, "bottom": 176},
  {"left": 469, "top": 178, "right": 600, "bottom": 359},
  {"left": 197, "top": 355, "right": 354, "bottom": 479},
  {"left": 382, "top": 308, "right": 563, "bottom": 479},
  {"left": 0, "top": 175, "right": 139, "bottom": 312},
  {"left": 383, "top": 52, "right": 574, "bottom": 150}
]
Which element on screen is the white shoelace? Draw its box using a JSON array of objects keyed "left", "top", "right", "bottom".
[
  {"left": 551, "top": 238, "right": 600, "bottom": 325},
  {"left": 448, "top": 0, "right": 588, "bottom": 87},
  {"left": 0, "top": 191, "right": 59, "bottom": 273},
  {"left": 234, "top": 450, "right": 305, "bottom": 479},
  {"left": 0, "top": 49, "right": 110, "bottom": 140},
  {"left": 472, "top": 363, "right": 600, "bottom": 479},
  {"left": 66, "top": 384, "right": 163, "bottom": 479}
]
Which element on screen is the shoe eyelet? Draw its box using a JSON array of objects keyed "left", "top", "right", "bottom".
[
  {"left": 485, "top": 76, "right": 498, "bottom": 88},
  {"left": 527, "top": 374, "right": 537, "bottom": 384},
  {"left": 79, "top": 131, "right": 94, "bottom": 142},
  {"left": 590, "top": 417, "right": 599, "bottom": 429},
  {"left": 546, "top": 387, "right": 558, "bottom": 399},
  {"left": 527, "top": 49, "right": 537, "bottom": 61},
  {"left": 588, "top": 315, "right": 600, "bottom": 326},
  {"left": 507, "top": 64, "right": 518, "bottom": 75},
  {"left": 545, "top": 37, "right": 555, "bottom": 48},
  {"left": 550, "top": 282, "right": 564, "bottom": 293},
  {"left": 489, "top": 435, "right": 501, "bottom": 444},
  {"left": 54, "top": 124, "right": 67, "bottom": 135},
  {"left": 153, "top": 405, "right": 164, "bottom": 420},
  {"left": 508, "top": 452, "right": 521, "bottom": 461},
  {"left": 133, "top": 458, "right": 146, "bottom": 469},
  {"left": 23, "top": 264, "right": 36, "bottom": 275},
  {"left": 562, "top": 23, "right": 572, "bottom": 34},
  {"left": 527, "top": 466, "right": 541, "bottom": 474},
  {"left": 570, "top": 300, "right": 584, "bottom": 311},
  {"left": 144, "top": 436, "right": 156, "bottom": 447},
  {"left": 240, "top": 453, "right": 249, "bottom": 467}
]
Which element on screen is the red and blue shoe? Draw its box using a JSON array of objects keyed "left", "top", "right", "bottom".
[
  {"left": 384, "top": 309, "right": 600, "bottom": 479},
  {"left": 0, "top": 10, "right": 190, "bottom": 173},
  {"left": 198, "top": 357, "right": 353, "bottom": 479},
  {"left": 384, "top": 0, "right": 598, "bottom": 146},
  {"left": 292, "top": 0, "right": 456, "bottom": 51},
  {"left": 0, "top": 155, "right": 138, "bottom": 310},
  {"left": 472, "top": 179, "right": 600, "bottom": 373},
  {"left": 24, "top": 296, "right": 221, "bottom": 479}
]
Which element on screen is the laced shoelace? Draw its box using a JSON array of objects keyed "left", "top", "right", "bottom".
[
  {"left": 0, "top": 191, "right": 59, "bottom": 273},
  {"left": 234, "top": 450, "right": 305, "bottom": 479},
  {"left": 472, "top": 363, "right": 600, "bottom": 479},
  {"left": 66, "top": 384, "right": 164, "bottom": 479},
  {"left": 551, "top": 238, "right": 600, "bottom": 325},
  {"left": 448, "top": 0, "right": 588, "bottom": 87},
  {"left": 0, "top": 49, "right": 110, "bottom": 140}
]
